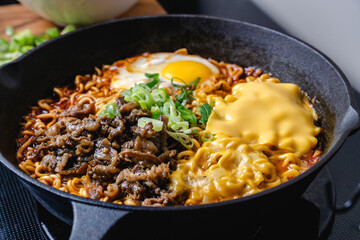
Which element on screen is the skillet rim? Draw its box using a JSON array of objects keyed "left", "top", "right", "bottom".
[{"left": 0, "top": 14, "right": 359, "bottom": 212}]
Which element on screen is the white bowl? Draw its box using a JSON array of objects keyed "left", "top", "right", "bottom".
[{"left": 18, "top": 0, "right": 138, "bottom": 26}]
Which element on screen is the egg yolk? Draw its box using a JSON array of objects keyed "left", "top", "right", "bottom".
[{"left": 161, "top": 60, "right": 213, "bottom": 84}]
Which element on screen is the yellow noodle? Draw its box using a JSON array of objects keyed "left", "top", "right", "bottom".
[
  {"left": 79, "top": 188, "right": 89, "bottom": 198},
  {"left": 53, "top": 87, "right": 63, "bottom": 98},
  {"left": 38, "top": 99, "right": 53, "bottom": 111},
  {"left": 35, "top": 164, "right": 49, "bottom": 177},
  {"left": 16, "top": 136, "right": 34, "bottom": 159},
  {"left": 18, "top": 160, "right": 35, "bottom": 175},
  {"left": 68, "top": 178, "right": 83, "bottom": 193},
  {"left": 37, "top": 113, "right": 57, "bottom": 128},
  {"left": 24, "top": 120, "right": 34, "bottom": 130}
]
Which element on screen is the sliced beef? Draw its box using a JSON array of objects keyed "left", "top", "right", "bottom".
[
  {"left": 126, "top": 109, "right": 151, "bottom": 123},
  {"left": 107, "top": 115, "right": 125, "bottom": 140},
  {"left": 115, "top": 97, "right": 138, "bottom": 114},
  {"left": 75, "top": 139, "right": 94, "bottom": 156},
  {"left": 131, "top": 122, "right": 156, "bottom": 138},
  {"left": 119, "top": 150, "right": 160, "bottom": 165},
  {"left": 83, "top": 178, "right": 103, "bottom": 200},
  {"left": 61, "top": 101, "right": 96, "bottom": 118},
  {"left": 120, "top": 102, "right": 138, "bottom": 114},
  {"left": 32, "top": 97, "right": 182, "bottom": 206},
  {"left": 94, "top": 138, "right": 118, "bottom": 165},
  {"left": 134, "top": 136, "right": 159, "bottom": 155}
]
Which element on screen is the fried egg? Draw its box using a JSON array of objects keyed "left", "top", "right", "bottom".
[{"left": 110, "top": 51, "right": 219, "bottom": 92}]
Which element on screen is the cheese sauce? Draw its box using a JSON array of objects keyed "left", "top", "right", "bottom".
[
  {"left": 206, "top": 82, "right": 320, "bottom": 156},
  {"left": 170, "top": 82, "right": 321, "bottom": 204}
]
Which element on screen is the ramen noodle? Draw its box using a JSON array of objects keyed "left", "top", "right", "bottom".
[{"left": 16, "top": 49, "right": 321, "bottom": 206}]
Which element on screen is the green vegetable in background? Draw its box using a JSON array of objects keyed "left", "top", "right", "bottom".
[
  {"left": 5, "top": 26, "right": 14, "bottom": 37},
  {"left": 34, "top": 35, "right": 47, "bottom": 46},
  {"left": 0, "top": 24, "right": 76, "bottom": 67},
  {"left": 45, "top": 27, "right": 60, "bottom": 39},
  {"left": 60, "top": 24, "right": 76, "bottom": 35}
]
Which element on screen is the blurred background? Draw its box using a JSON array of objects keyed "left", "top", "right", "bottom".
[{"left": 0, "top": 0, "right": 359, "bottom": 239}]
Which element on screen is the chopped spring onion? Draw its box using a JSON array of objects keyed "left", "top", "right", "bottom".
[
  {"left": 138, "top": 117, "right": 163, "bottom": 132},
  {"left": 170, "top": 121, "right": 189, "bottom": 132},
  {"left": 176, "top": 87, "right": 195, "bottom": 104},
  {"left": 162, "top": 101, "right": 182, "bottom": 124},
  {"left": 145, "top": 73, "right": 160, "bottom": 88},
  {"left": 122, "top": 73, "right": 201, "bottom": 147},
  {"left": 166, "top": 130, "right": 194, "bottom": 149},
  {"left": 201, "top": 132, "right": 214, "bottom": 142},
  {"left": 172, "top": 77, "right": 200, "bottom": 105},
  {"left": 98, "top": 103, "right": 120, "bottom": 118},
  {"left": 175, "top": 101, "right": 197, "bottom": 126},
  {"left": 150, "top": 105, "right": 161, "bottom": 119},
  {"left": 170, "top": 76, "right": 200, "bottom": 90},
  {"left": 183, "top": 128, "right": 199, "bottom": 135},
  {"left": 152, "top": 88, "right": 170, "bottom": 104},
  {"left": 188, "top": 77, "right": 201, "bottom": 90},
  {"left": 122, "top": 84, "right": 155, "bottom": 110}
]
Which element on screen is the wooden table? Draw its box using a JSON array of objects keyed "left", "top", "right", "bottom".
[{"left": 0, "top": 0, "right": 166, "bottom": 38}]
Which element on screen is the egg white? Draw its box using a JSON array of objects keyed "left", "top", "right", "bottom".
[{"left": 110, "top": 52, "right": 219, "bottom": 91}]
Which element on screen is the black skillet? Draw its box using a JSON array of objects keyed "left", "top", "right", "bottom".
[{"left": 0, "top": 15, "right": 359, "bottom": 239}]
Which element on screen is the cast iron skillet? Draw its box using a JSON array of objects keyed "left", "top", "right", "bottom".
[{"left": 0, "top": 15, "right": 359, "bottom": 239}]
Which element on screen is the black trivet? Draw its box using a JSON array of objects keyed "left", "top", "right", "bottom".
[{"left": 0, "top": 163, "right": 45, "bottom": 240}]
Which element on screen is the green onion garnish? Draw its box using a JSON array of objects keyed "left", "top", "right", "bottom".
[
  {"left": 150, "top": 105, "right": 161, "bottom": 119},
  {"left": 172, "top": 77, "right": 200, "bottom": 105},
  {"left": 145, "top": 73, "right": 160, "bottom": 88},
  {"left": 170, "top": 121, "right": 189, "bottom": 132},
  {"left": 138, "top": 117, "right": 163, "bottom": 132},
  {"left": 201, "top": 132, "right": 214, "bottom": 142},
  {"left": 152, "top": 88, "right": 170, "bottom": 104},
  {"left": 166, "top": 130, "right": 194, "bottom": 149},
  {"left": 98, "top": 103, "right": 120, "bottom": 118},
  {"left": 121, "top": 73, "right": 203, "bottom": 147},
  {"left": 175, "top": 102, "right": 197, "bottom": 127}
]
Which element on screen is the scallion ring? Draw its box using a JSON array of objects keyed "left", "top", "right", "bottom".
[
  {"left": 138, "top": 117, "right": 163, "bottom": 132},
  {"left": 201, "top": 132, "right": 214, "bottom": 142}
]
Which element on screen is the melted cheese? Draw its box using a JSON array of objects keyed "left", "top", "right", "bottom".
[
  {"left": 206, "top": 82, "right": 320, "bottom": 156},
  {"left": 170, "top": 82, "right": 321, "bottom": 204},
  {"left": 170, "top": 133, "right": 284, "bottom": 204}
]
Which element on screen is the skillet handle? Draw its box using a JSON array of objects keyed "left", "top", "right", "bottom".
[
  {"left": 70, "top": 201, "right": 130, "bottom": 240},
  {"left": 343, "top": 106, "right": 360, "bottom": 136}
]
